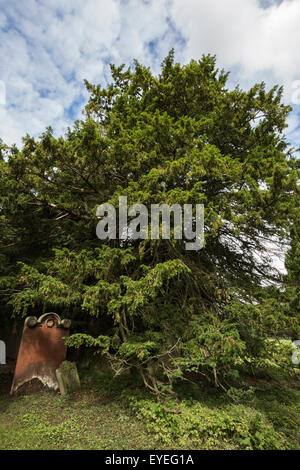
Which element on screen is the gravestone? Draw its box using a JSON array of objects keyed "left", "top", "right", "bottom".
[
  {"left": 0, "top": 340, "right": 6, "bottom": 365},
  {"left": 56, "top": 361, "right": 81, "bottom": 395},
  {"left": 11, "top": 313, "right": 71, "bottom": 394}
]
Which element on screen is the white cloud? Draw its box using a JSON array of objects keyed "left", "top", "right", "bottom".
[
  {"left": 0, "top": 0, "right": 300, "bottom": 150},
  {"left": 0, "top": 0, "right": 181, "bottom": 146},
  {"left": 170, "top": 0, "right": 300, "bottom": 148},
  {"left": 171, "top": 0, "right": 300, "bottom": 97}
]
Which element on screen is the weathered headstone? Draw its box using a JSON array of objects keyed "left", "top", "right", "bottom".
[
  {"left": 56, "top": 361, "right": 81, "bottom": 395},
  {"left": 11, "top": 313, "right": 71, "bottom": 394},
  {"left": 0, "top": 340, "right": 6, "bottom": 365}
]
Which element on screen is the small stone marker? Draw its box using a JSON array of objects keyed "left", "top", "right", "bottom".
[
  {"left": 0, "top": 340, "right": 6, "bottom": 365},
  {"left": 56, "top": 361, "right": 81, "bottom": 395}
]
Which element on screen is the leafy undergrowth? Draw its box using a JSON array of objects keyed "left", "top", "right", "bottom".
[
  {"left": 0, "top": 366, "right": 299, "bottom": 450},
  {"left": 125, "top": 379, "right": 300, "bottom": 450}
]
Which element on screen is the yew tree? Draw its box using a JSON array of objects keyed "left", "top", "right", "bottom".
[{"left": 1, "top": 51, "right": 299, "bottom": 393}]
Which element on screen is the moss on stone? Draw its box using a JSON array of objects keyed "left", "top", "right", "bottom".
[{"left": 56, "top": 361, "right": 80, "bottom": 395}]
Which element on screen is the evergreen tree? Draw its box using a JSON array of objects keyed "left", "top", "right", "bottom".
[
  {"left": 284, "top": 191, "right": 300, "bottom": 332},
  {"left": 0, "top": 51, "right": 299, "bottom": 395}
]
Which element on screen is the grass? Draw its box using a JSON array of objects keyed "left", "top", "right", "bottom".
[
  {"left": 0, "top": 363, "right": 299, "bottom": 450},
  {"left": 0, "top": 373, "right": 158, "bottom": 450}
]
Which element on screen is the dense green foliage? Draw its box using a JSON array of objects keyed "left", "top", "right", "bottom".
[
  {"left": 284, "top": 192, "right": 300, "bottom": 322},
  {"left": 0, "top": 51, "right": 299, "bottom": 398}
]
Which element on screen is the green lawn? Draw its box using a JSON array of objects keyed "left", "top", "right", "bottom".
[
  {"left": 0, "top": 366, "right": 299, "bottom": 450},
  {"left": 0, "top": 373, "right": 159, "bottom": 450}
]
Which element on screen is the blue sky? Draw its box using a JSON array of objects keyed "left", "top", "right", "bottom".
[{"left": 0, "top": 0, "right": 300, "bottom": 151}]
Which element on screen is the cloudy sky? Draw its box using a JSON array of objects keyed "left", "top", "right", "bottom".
[{"left": 0, "top": 0, "right": 300, "bottom": 150}]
